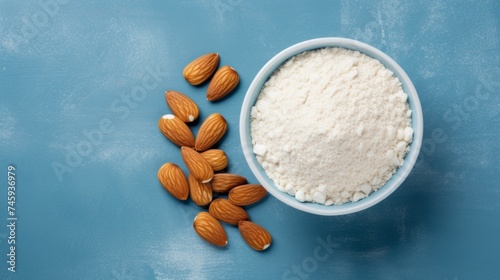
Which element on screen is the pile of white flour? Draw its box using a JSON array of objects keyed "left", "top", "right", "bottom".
[{"left": 250, "top": 47, "right": 413, "bottom": 205}]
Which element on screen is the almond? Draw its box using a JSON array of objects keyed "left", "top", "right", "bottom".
[
  {"left": 200, "top": 149, "right": 228, "bottom": 171},
  {"left": 193, "top": 212, "right": 228, "bottom": 247},
  {"left": 209, "top": 198, "right": 249, "bottom": 225},
  {"left": 195, "top": 113, "right": 228, "bottom": 152},
  {"left": 211, "top": 173, "right": 247, "bottom": 193},
  {"left": 165, "top": 90, "right": 199, "bottom": 123},
  {"left": 158, "top": 114, "right": 195, "bottom": 148},
  {"left": 183, "top": 53, "right": 220, "bottom": 85},
  {"left": 238, "top": 220, "right": 272, "bottom": 251},
  {"left": 206, "top": 65, "right": 239, "bottom": 101},
  {"left": 228, "top": 184, "right": 267, "bottom": 206},
  {"left": 181, "top": 146, "right": 214, "bottom": 183},
  {"left": 157, "top": 163, "right": 189, "bottom": 200},
  {"left": 188, "top": 173, "right": 213, "bottom": 206}
]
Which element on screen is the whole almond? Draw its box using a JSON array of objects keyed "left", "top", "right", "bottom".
[
  {"left": 195, "top": 113, "right": 228, "bottom": 152},
  {"left": 200, "top": 149, "right": 228, "bottom": 171},
  {"left": 158, "top": 114, "right": 195, "bottom": 148},
  {"left": 181, "top": 146, "right": 214, "bottom": 183},
  {"left": 188, "top": 173, "right": 213, "bottom": 206},
  {"left": 206, "top": 65, "right": 239, "bottom": 101},
  {"left": 165, "top": 90, "right": 199, "bottom": 123},
  {"left": 211, "top": 173, "right": 247, "bottom": 193},
  {"left": 228, "top": 184, "right": 267, "bottom": 206},
  {"left": 209, "top": 198, "right": 249, "bottom": 225},
  {"left": 193, "top": 212, "right": 228, "bottom": 247},
  {"left": 238, "top": 220, "right": 272, "bottom": 251},
  {"left": 157, "top": 163, "right": 189, "bottom": 200},
  {"left": 183, "top": 53, "right": 220, "bottom": 85}
]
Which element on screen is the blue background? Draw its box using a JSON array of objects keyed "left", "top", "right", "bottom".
[{"left": 1, "top": 1, "right": 499, "bottom": 279}]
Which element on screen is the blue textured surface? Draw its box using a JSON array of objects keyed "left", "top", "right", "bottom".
[{"left": 1, "top": 1, "right": 499, "bottom": 279}]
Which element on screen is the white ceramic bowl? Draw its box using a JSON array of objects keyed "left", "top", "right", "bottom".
[{"left": 240, "top": 37, "right": 423, "bottom": 216}]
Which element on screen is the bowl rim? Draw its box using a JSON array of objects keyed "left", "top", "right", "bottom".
[{"left": 239, "top": 37, "right": 423, "bottom": 216}]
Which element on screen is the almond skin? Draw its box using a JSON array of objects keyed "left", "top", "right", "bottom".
[
  {"left": 195, "top": 113, "right": 228, "bottom": 152},
  {"left": 211, "top": 173, "right": 248, "bottom": 193},
  {"left": 209, "top": 198, "right": 249, "bottom": 225},
  {"left": 193, "top": 212, "right": 228, "bottom": 247},
  {"left": 157, "top": 163, "right": 189, "bottom": 200},
  {"left": 158, "top": 114, "right": 195, "bottom": 148},
  {"left": 238, "top": 220, "right": 272, "bottom": 251},
  {"left": 228, "top": 184, "right": 267, "bottom": 206},
  {"left": 183, "top": 53, "right": 220, "bottom": 85},
  {"left": 181, "top": 146, "right": 214, "bottom": 183},
  {"left": 165, "top": 90, "right": 199, "bottom": 123},
  {"left": 206, "top": 65, "right": 239, "bottom": 101},
  {"left": 188, "top": 173, "right": 213, "bottom": 206},
  {"left": 200, "top": 149, "right": 228, "bottom": 171}
]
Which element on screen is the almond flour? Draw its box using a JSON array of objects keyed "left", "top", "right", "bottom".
[{"left": 250, "top": 47, "right": 413, "bottom": 205}]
